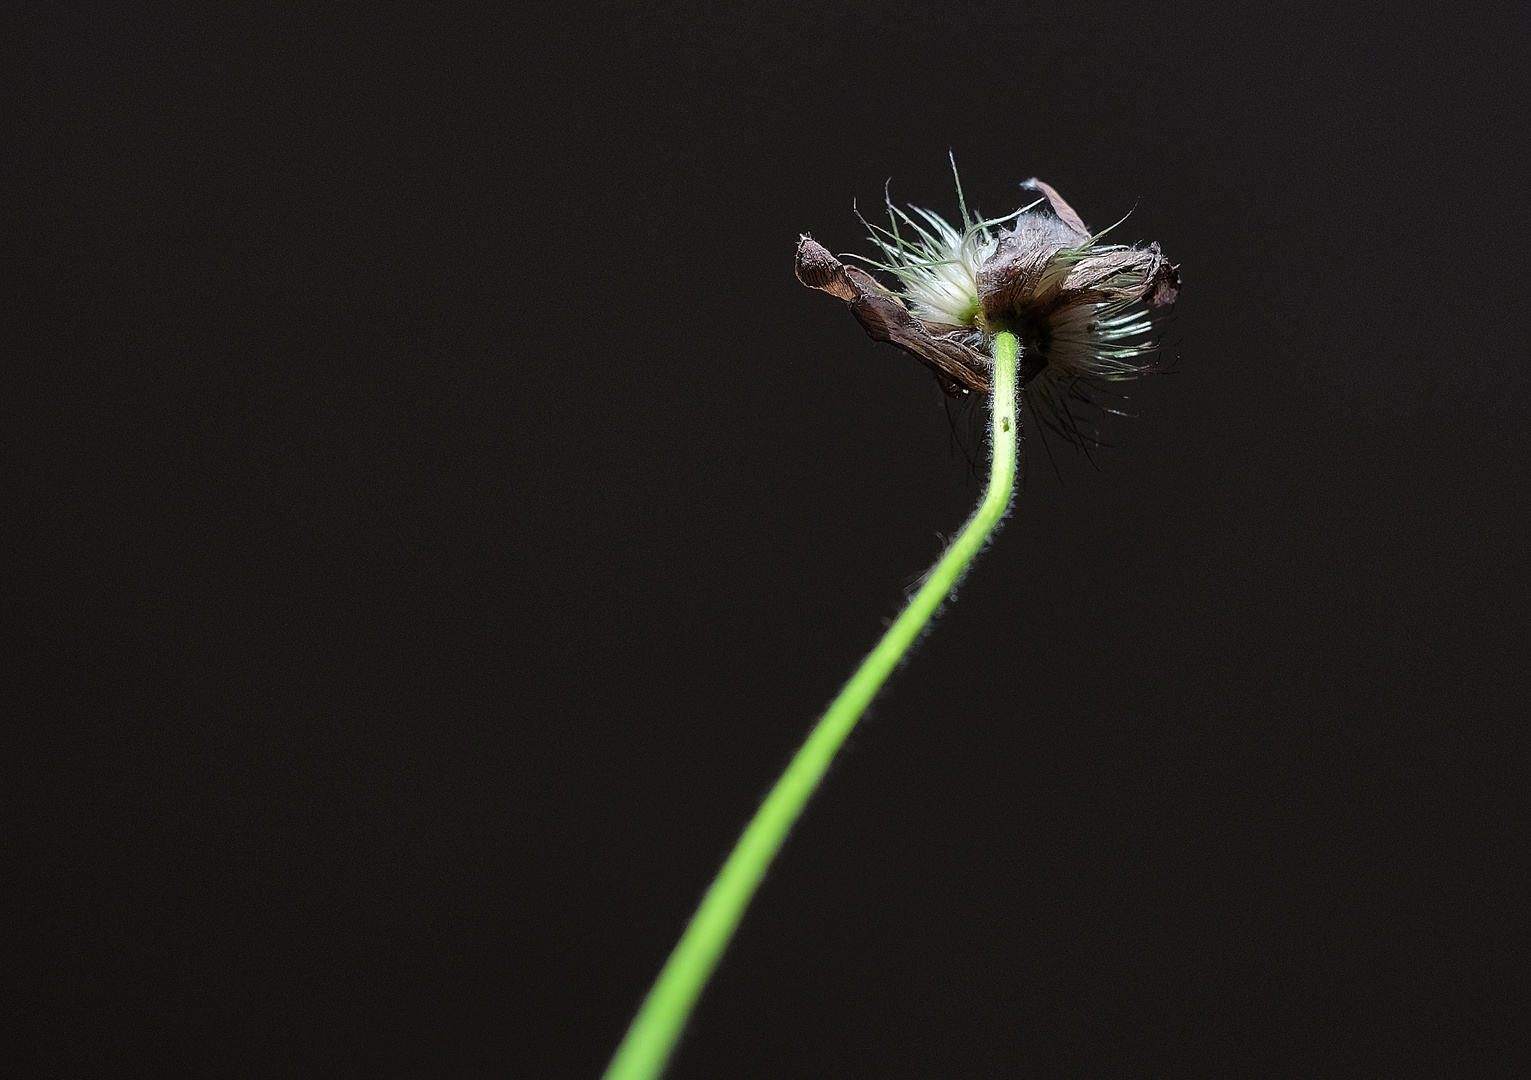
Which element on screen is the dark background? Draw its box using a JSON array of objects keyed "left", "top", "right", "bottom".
[{"left": 5, "top": 2, "right": 1529, "bottom": 1076}]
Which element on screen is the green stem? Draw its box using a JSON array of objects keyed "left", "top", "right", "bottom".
[{"left": 602, "top": 331, "right": 1021, "bottom": 1080}]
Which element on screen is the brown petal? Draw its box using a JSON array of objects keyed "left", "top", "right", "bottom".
[
  {"left": 795, "top": 235, "right": 992, "bottom": 394},
  {"left": 1060, "top": 245, "right": 1164, "bottom": 304},
  {"left": 1021, "top": 178, "right": 1090, "bottom": 238},
  {"left": 976, "top": 216, "right": 1079, "bottom": 319},
  {"left": 850, "top": 295, "right": 992, "bottom": 393},
  {"left": 794, "top": 236, "right": 861, "bottom": 302},
  {"left": 1144, "top": 260, "right": 1181, "bottom": 308}
]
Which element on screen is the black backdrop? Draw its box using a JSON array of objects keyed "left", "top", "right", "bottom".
[{"left": 6, "top": 3, "right": 1529, "bottom": 1077}]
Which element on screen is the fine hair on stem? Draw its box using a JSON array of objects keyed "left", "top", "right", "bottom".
[{"left": 601, "top": 332, "right": 1021, "bottom": 1080}]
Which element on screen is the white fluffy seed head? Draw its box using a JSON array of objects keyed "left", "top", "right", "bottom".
[
  {"left": 854, "top": 174, "right": 1174, "bottom": 385},
  {"left": 858, "top": 199, "right": 1018, "bottom": 328}
]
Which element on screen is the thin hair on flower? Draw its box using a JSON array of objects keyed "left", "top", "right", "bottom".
[{"left": 795, "top": 159, "right": 1179, "bottom": 454}]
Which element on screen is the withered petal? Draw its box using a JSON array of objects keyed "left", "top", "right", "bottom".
[
  {"left": 796, "top": 235, "right": 991, "bottom": 394},
  {"left": 794, "top": 236, "right": 862, "bottom": 302},
  {"left": 850, "top": 295, "right": 992, "bottom": 393},
  {"left": 1145, "top": 261, "right": 1181, "bottom": 308},
  {"left": 1060, "top": 245, "right": 1165, "bottom": 303},
  {"left": 842, "top": 265, "right": 885, "bottom": 298},
  {"left": 1021, "top": 178, "right": 1091, "bottom": 238},
  {"left": 976, "top": 217, "right": 1078, "bottom": 320}
]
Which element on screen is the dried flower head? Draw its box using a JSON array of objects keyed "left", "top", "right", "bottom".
[{"left": 796, "top": 164, "right": 1179, "bottom": 449}]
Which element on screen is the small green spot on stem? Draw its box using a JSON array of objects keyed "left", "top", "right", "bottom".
[{"left": 602, "top": 333, "right": 1022, "bottom": 1080}]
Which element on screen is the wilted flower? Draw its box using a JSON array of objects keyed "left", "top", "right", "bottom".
[{"left": 796, "top": 168, "right": 1179, "bottom": 448}]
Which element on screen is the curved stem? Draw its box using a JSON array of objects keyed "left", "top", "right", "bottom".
[{"left": 602, "top": 331, "right": 1021, "bottom": 1080}]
